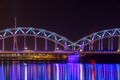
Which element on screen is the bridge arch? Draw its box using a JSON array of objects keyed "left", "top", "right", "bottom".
[
  {"left": 75, "top": 28, "right": 120, "bottom": 51},
  {"left": 0, "top": 27, "right": 73, "bottom": 51}
]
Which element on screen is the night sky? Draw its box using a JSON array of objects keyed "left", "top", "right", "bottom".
[{"left": 0, "top": 0, "right": 120, "bottom": 42}]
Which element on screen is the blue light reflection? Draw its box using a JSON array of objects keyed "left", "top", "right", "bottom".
[{"left": 0, "top": 61, "right": 120, "bottom": 80}]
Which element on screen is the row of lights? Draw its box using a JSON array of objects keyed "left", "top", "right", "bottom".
[
  {"left": 24, "top": 47, "right": 60, "bottom": 50},
  {"left": 80, "top": 49, "right": 120, "bottom": 52},
  {"left": 23, "top": 47, "right": 120, "bottom": 53}
]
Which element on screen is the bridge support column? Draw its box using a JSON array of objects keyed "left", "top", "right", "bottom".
[
  {"left": 64, "top": 42, "right": 68, "bottom": 50},
  {"left": 13, "top": 36, "right": 15, "bottom": 51},
  {"left": 89, "top": 42, "right": 93, "bottom": 51},
  {"left": 13, "top": 35, "right": 17, "bottom": 51},
  {"left": 118, "top": 36, "right": 120, "bottom": 50},
  {"left": 101, "top": 38, "right": 103, "bottom": 51},
  {"left": 45, "top": 39, "right": 47, "bottom": 50},
  {"left": 91, "top": 41, "right": 93, "bottom": 51},
  {"left": 81, "top": 45, "right": 84, "bottom": 51},
  {"left": 35, "top": 36, "right": 37, "bottom": 51},
  {"left": 89, "top": 43, "right": 91, "bottom": 51},
  {"left": 72, "top": 46, "right": 74, "bottom": 51},
  {"left": 111, "top": 37, "right": 113, "bottom": 50},
  {"left": 24, "top": 35, "right": 26, "bottom": 50},
  {"left": 99, "top": 39, "right": 100, "bottom": 51},
  {"left": 2, "top": 38, "right": 4, "bottom": 51},
  {"left": 108, "top": 37, "right": 110, "bottom": 50},
  {"left": 55, "top": 42, "right": 58, "bottom": 50},
  {"left": 72, "top": 44, "right": 76, "bottom": 50}
]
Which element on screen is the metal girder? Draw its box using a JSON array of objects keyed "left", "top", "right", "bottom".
[
  {"left": 0, "top": 27, "right": 73, "bottom": 50},
  {"left": 75, "top": 28, "right": 120, "bottom": 50}
]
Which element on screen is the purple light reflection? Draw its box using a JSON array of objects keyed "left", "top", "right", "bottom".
[{"left": 0, "top": 61, "right": 119, "bottom": 80}]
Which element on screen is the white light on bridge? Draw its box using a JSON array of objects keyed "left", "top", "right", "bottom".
[
  {"left": 56, "top": 47, "right": 59, "bottom": 50},
  {"left": 80, "top": 49, "right": 83, "bottom": 52},
  {"left": 117, "top": 49, "right": 120, "bottom": 52},
  {"left": 25, "top": 47, "right": 28, "bottom": 50}
]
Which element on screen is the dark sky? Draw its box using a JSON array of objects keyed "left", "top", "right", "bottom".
[{"left": 0, "top": 0, "right": 120, "bottom": 41}]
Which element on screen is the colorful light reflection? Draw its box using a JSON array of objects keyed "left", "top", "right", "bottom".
[{"left": 0, "top": 61, "right": 119, "bottom": 80}]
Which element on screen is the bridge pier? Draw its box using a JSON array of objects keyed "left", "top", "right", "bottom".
[
  {"left": 64, "top": 43, "right": 68, "bottom": 50},
  {"left": 92, "top": 42, "right": 94, "bottom": 51},
  {"left": 45, "top": 39, "right": 48, "bottom": 50},
  {"left": 2, "top": 38, "right": 4, "bottom": 51},
  {"left": 98, "top": 38, "right": 103, "bottom": 51},
  {"left": 89, "top": 43, "right": 90, "bottom": 51},
  {"left": 13, "top": 35, "right": 18, "bottom": 51},
  {"left": 35, "top": 36, "right": 37, "bottom": 51},
  {"left": 13, "top": 36, "right": 15, "bottom": 50},
  {"left": 99, "top": 39, "right": 100, "bottom": 51},
  {"left": 108, "top": 37, "right": 114, "bottom": 51},
  {"left": 89, "top": 42, "right": 93, "bottom": 51},
  {"left": 55, "top": 42, "right": 58, "bottom": 50},
  {"left": 24, "top": 35, "right": 26, "bottom": 50},
  {"left": 91, "top": 41, "right": 93, "bottom": 51},
  {"left": 118, "top": 36, "right": 120, "bottom": 50},
  {"left": 101, "top": 38, "right": 103, "bottom": 51},
  {"left": 111, "top": 36, "right": 113, "bottom": 50},
  {"left": 108, "top": 37, "right": 110, "bottom": 50},
  {"left": 72, "top": 45, "right": 75, "bottom": 51}
]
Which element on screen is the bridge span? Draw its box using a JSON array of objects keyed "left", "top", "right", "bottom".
[{"left": 0, "top": 27, "right": 120, "bottom": 60}]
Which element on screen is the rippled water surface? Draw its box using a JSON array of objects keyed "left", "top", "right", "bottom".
[{"left": 0, "top": 61, "right": 120, "bottom": 80}]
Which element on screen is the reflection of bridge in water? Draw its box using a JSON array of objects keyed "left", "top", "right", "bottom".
[{"left": 0, "top": 27, "right": 120, "bottom": 60}]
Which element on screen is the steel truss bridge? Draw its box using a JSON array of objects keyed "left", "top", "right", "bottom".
[
  {"left": 0, "top": 27, "right": 120, "bottom": 59},
  {"left": 76, "top": 28, "right": 120, "bottom": 50}
]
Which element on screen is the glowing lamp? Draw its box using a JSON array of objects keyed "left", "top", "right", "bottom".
[
  {"left": 80, "top": 49, "right": 83, "bottom": 52},
  {"left": 25, "top": 47, "right": 28, "bottom": 50},
  {"left": 117, "top": 49, "right": 120, "bottom": 52}
]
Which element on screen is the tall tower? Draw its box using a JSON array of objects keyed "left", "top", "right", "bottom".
[{"left": 13, "top": 17, "right": 18, "bottom": 51}]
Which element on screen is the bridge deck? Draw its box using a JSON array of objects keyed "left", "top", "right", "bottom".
[
  {"left": 0, "top": 50, "right": 74, "bottom": 54},
  {"left": 0, "top": 50, "right": 75, "bottom": 61}
]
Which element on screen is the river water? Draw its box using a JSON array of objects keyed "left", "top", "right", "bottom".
[{"left": 0, "top": 61, "right": 119, "bottom": 80}]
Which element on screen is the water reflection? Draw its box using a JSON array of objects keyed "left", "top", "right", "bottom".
[{"left": 0, "top": 61, "right": 120, "bottom": 80}]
